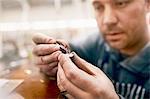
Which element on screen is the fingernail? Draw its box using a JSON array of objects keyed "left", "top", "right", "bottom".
[{"left": 68, "top": 52, "right": 74, "bottom": 58}]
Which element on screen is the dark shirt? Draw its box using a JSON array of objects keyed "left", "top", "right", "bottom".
[{"left": 70, "top": 32, "right": 150, "bottom": 99}]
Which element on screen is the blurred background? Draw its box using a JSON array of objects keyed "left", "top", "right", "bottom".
[
  {"left": 0, "top": 0, "right": 150, "bottom": 76},
  {"left": 0, "top": 0, "right": 99, "bottom": 75}
]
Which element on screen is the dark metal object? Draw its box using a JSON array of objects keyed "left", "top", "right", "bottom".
[
  {"left": 60, "top": 91, "right": 68, "bottom": 99},
  {"left": 55, "top": 41, "right": 70, "bottom": 54},
  {"left": 60, "top": 45, "right": 68, "bottom": 54}
]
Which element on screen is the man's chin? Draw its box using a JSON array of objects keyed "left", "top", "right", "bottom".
[{"left": 108, "top": 42, "right": 125, "bottom": 50}]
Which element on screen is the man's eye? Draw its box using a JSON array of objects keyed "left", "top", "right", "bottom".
[
  {"left": 94, "top": 5, "right": 103, "bottom": 11},
  {"left": 116, "top": 1, "right": 128, "bottom": 8}
]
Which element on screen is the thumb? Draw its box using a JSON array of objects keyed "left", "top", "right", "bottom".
[{"left": 71, "top": 52, "right": 97, "bottom": 75}]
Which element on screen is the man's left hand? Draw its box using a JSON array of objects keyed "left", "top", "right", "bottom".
[{"left": 57, "top": 53, "right": 119, "bottom": 99}]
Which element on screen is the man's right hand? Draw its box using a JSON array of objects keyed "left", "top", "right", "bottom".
[{"left": 32, "top": 33, "right": 69, "bottom": 76}]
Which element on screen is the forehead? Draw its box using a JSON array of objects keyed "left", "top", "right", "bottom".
[
  {"left": 92, "top": 0, "right": 114, "bottom": 5},
  {"left": 92, "top": 0, "right": 145, "bottom": 5},
  {"left": 92, "top": 0, "right": 131, "bottom": 3},
  {"left": 92, "top": 0, "right": 144, "bottom": 3}
]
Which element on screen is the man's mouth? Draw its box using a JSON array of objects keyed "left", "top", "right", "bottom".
[{"left": 105, "top": 32, "right": 124, "bottom": 41}]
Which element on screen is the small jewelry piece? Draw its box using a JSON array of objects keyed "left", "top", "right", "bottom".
[
  {"left": 59, "top": 45, "right": 69, "bottom": 54},
  {"left": 60, "top": 91, "right": 67, "bottom": 95},
  {"left": 60, "top": 91, "right": 68, "bottom": 99},
  {"left": 55, "top": 41, "right": 70, "bottom": 54}
]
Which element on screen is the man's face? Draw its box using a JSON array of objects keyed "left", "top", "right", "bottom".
[{"left": 92, "top": 0, "right": 149, "bottom": 51}]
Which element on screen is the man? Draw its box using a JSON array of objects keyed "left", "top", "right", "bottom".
[{"left": 32, "top": 0, "right": 150, "bottom": 98}]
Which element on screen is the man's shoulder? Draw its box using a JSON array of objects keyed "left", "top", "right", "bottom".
[{"left": 70, "top": 32, "right": 105, "bottom": 50}]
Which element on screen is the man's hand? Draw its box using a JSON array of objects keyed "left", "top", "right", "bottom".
[
  {"left": 32, "top": 33, "right": 69, "bottom": 76},
  {"left": 57, "top": 53, "right": 119, "bottom": 99}
]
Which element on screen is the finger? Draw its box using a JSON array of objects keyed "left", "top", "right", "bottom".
[
  {"left": 70, "top": 53, "right": 114, "bottom": 90},
  {"left": 33, "top": 44, "right": 60, "bottom": 56},
  {"left": 71, "top": 52, "right": 100, "bottom": 75},
  {"left": 38, "top": 61, "right": 58, "bottom": 70},
  {"left": 34, "top": 51, "right": 61, "bottom": 65},
  {"left": 56, "top": 39, "right": 70, "bottom": 54},
  {"left": 57, "top": 68, "right": 66, "bottom": 92},
  {"left": 46, "top": 66, "right": 58, "bottom": 76},
  {"left": 56, "top": 39, "right": 70, "bottom": 48},
  {"left": 47, "top": 62, "right": 58, "bottom": 70},
  {"left": 58, "top": 54, "right": 95, "bottom": 91},
  {"left": 57, "top": 64, "right": 87, "bottom": 99},
  {"left": 39, "top": 64, "right": 58, "bottom": 76},
  {"left": 32, "top": 33, "right": 56, "bottom": 44}
]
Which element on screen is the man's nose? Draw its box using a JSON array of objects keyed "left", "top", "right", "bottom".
[{"left": 102, "top": 8, "right": 118, "bottom": 26}]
